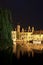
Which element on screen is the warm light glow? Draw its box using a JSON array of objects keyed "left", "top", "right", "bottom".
[{"left": 11, "top": 25, "right": 43, "bottom": 58}]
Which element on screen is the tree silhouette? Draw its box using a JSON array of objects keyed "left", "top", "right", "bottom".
[{"left": 0, "top": 8, "right": 13, "bottom": 50}]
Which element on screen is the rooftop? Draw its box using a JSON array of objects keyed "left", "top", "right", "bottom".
[{"left": 33, "top": 30, "right": 43, "bottom": 34}]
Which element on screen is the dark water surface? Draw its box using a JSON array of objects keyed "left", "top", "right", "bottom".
[
  {"left": 0, "top": 49, "right": 12, "bottom": 65},
  {"left": 0, "top": 50, "right": 43, "bottom": 65},
  {"left": 13, "top": 52, "right": 43, "bottom": 65}
]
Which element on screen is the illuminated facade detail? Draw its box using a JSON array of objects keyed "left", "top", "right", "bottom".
[
  {"left": 11, "top": 25, "right": 43, "bottom": 57},
  {"left": 32, "top": 27, "right": 34, "bottom": 32},
  {"left": 11, "top": 31, "right": 16, "bottom": 53},
  {"left": 21, "top": 28, "right": 24, "bottom": 32},
  {"left": 32, "top": 31, "right": 43, "bottom": 41},
  {"left": 11, "top": 25, "right": 43, "bottom": 45},
  {"left": 17, "top": 25, "right": 20, "bottom": 32},
  {"left": 11, "top": 31, "right": 16, "bottom": 43},
  {"left": 16, "top": 25, "right": 20, "bottom": 39},
  {"left": 20, "top": 32, "right": 32, "bottom": 42},
  {"left": 28, "top": 26, "right": 31, "bottom": 32}
]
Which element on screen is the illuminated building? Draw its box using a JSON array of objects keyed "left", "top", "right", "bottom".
[
  {"left": 11, "top": 25, "right": 43, "bottom": 44},
  {"left": 32, "top": 30, "right": 43, "bottom": 44},
  {"left": 11, "top": 25, "right": 43, "bottom": 56},
  {"left": 11, "top": 31, "right": 16, "bottom": 53}
]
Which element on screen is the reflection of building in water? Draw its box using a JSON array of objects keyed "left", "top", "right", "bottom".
[
  {"left": 11, "top": 25, "right": 43, "bottom": 57},
  {"left": 11, "top": 25, "right": 43, "bottom": 45}
]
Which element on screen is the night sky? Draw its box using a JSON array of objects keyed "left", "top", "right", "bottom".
[{"left": 0, "top": 0, "right": 43, "bottom": 30}]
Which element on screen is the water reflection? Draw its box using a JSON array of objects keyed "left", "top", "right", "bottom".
[{"left": 13, "top": 42, "right": 43, "bottom": 59}]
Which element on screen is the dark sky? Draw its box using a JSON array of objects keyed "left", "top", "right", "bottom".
[{"left": 0, "top": 0, "right": 43, "bottom": 30}]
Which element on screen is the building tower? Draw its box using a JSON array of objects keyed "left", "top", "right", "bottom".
[
  {"left": 17, "top": 25, "right": 20, "bottom": 39},
  {"left": 17, "top": 25, "right": 20, "bottom": 32},
  {"left": 32, "top": 27, "right": 34, "bottom": 33},
  {"left": 28, "top": 26, "right": 31, "bottom": 32},
  {"left": 22, "top": 28, "right": 24, "bottom": 32}
]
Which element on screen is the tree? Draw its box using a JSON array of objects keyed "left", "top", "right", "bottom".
[
  {"left": 0, "top": 8, "right": 13, "bottom": 50},
  {"left": 0, "top": 8, "right": 13, "bottom": 64}
]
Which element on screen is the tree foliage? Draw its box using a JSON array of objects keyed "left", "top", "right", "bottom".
[{"left": 0, "top": 8, "right": 13, "bottom": 50}]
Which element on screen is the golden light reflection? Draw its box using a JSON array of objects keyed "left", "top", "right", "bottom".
[{"left": 11, "top": 25, "right": 43, "bottom": 58}]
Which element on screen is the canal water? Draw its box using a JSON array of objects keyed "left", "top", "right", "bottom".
[
  {"left": 13, "top": 51, "right": 43, "bottom": 65},
  {"left": 0, "top": 49, "right": 43, "bottom": 65}
]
